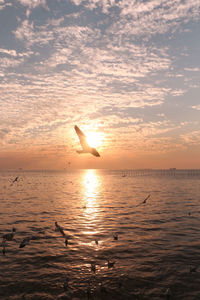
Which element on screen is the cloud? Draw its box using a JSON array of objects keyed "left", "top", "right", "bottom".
[
  {"left": 0, "top": 48, "right": 35, "bottom": 71},
  {"left": 17, "top": 0, "right": 47, "bottom": 9},
  {"left": 184, "top": 67, "right": 200, "bottom": 72},
  {"left": 192, "top": 105, "right": 200, "bottom": 111},
  {"left": 0, "top": 128, "right": 10, "bottom": 140},
  {"left": 0, "top": 0, "right": 12, "bottom": 10},
  {"left": 0, "top": 56, "right": 23, "bottom": 68},
  {"left": 0, "top": 0, "right": 200, "bottom": 168},
  {"left": 0, "top": 48, "right": 34, "bottom": 57},
  {"left": 14, "top": 20, "right": 54, "bottom": 47},
  {"left": 180, "top": 130, "right": 200, "bottom": 146},
  {"left": 70, "top": 0, "right": 200, "bottom": 38}
]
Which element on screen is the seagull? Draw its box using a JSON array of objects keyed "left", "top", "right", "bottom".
[
  {"left": 99, "top": 282, "right": 107, "bottom": 293},
  {"left": 10, "top": 176, "right": 20, "bottom": 186},
  {"left": 2, "top": 228, "right": 16, "bottom": 241},
  {"left": 113, "top": 233, "right": 118, "bottom": 240},
  {"left": 87, "top": 286, "right": 92, "bottom": 299},
  {"left": 190, "top": 265, "right": 198, "bottom": 273},
  {"left": 12, "top": 176, "right": 19, "bottom": 183},
  {"left": 165, "top": 287, "right": 172, "bottom": 299},
  {"left": 74, "top": 125, "right": 100, "bottom": 157},
  {"left": 2, "top": 241, "right": 6, "bottom": 255},
  {"left": 65, "top": 238, "right": 68, "bottom": 247},
  {"left": 137, "top": 194, "right": 151, "bottom": 206},
  {"left": 19, "top": 237, "right": 30, "bottom": 248},
  {"left": 63, "top": 278, "right": 69, "bottom": 291},
  {"left": 142, "top": 194, "right": 150, "bottom": 204},
  {"left": 55, "top": 222, "right": 65, "bottom": 237},
  {"left": 107, "top": 260, "right": 115, "bottom": 268},
  {"left": 91, "top": 263, "right": 96, "bottom": 273},
  {"left": 118, "top": 280, "right": 123, "bottom": 288}
]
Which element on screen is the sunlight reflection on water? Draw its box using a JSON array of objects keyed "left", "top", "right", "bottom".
[
  {"left": 0, "top": 170, "right": 200, "bottom": 299},
  {"left": 80, "top": 169, "right": 102, "bottom": 236}
]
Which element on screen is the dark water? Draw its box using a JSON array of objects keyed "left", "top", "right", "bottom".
[{"left": 0, "top": 170, "right": 200, "bottom": 300}]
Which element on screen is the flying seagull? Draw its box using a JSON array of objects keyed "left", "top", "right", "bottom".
[
  {"left": 19, "top": 237, "right": 30, "bottom": 248},
  {"left": 113, "top": 233, "right": 118, "bottom": 240},
  {"left": 2, "top": 240, "right": 6, "bottom": 255},
  {"left": 55, "top": 222, "right": 65, "bottom": 237},
  {"left": 2, "top": 228, "right": 16, "bottom": 241},
  {"left": 190, "top": 265, "right": 198, "bottom": 273},
  {"left": 90, "top": 262, "right": 96, "bottom": 273},
  {"left": 107, "top": 259, "right": 115, "bottom": 268},
  {"left": 10, "top": 176, "right": 20, "bottom": 186},
  {"left": 136, "top": 194, "right": 151, "bottom": 207},
  {"left": 12, "top": 176, "right": 19, "bottom": 183},
  {"left": 142, "top": 194, "right": 150, "bottom": 204},
  {"left": 74, "top": 125, "right": 100, "bottom": 157}
]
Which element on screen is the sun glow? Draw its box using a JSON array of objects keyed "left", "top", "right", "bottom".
[{"left": 86, "top": 132, "right": 103, "bottom": 148}]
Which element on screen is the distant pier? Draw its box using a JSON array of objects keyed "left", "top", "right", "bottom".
[{"left": 119, "top": 169, "right": 200, "bottom": 178}]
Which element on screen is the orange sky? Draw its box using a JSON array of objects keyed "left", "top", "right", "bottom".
[
  {"left": 1, "top": 141, "right": 200, "bottom": 170},
  {"left": 0, "top": 0, "right": 200, "bottom": 169}
]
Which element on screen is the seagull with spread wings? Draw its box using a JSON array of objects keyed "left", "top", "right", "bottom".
[{"left": 74, "top": 125, "right": 100, "bottom": 157}]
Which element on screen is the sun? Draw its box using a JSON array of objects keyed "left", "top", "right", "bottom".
[{"left": 86, "top": 132, "right": 103, "bottom": 148}]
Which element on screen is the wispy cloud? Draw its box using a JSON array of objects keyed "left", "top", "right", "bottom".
[
  {"left": 0, "top": 0, "right": 200, "bottom": 168},
  {"left": 0, "top": 0, "right": 12, "bottom": 10},
  {"left": 192, "top": 105, "right": 200, "bottom": 111},
  {"left": 17, "top": 0, "right": 47, "bottom": 9},
  {"left": 184, "top": 67, "right": 200, "bottom": 72}
]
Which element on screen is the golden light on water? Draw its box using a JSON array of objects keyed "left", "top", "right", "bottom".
[
  {"left": 82, "top": 169, "right": 100, "bottom": 205},
  {"left": 81, "top": 169, "right": 101, "bottom": 236}
]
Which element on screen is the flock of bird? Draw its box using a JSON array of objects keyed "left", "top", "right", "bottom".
[
  {"left": 1, "top": 177, "right": 155, "bottom": 299},
  {"left": 1, "top": 219, "right": 121, "bottom": 300},
  {"left": 1, "top": 218, "right": 183, "bottom": 300},
  {"left": 1, "top": 174, "right": 198, "bottom": 300}
]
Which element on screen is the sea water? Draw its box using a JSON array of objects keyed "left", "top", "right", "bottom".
[{"left": 0, "top": 170, "right": 199, "bottom": 299}]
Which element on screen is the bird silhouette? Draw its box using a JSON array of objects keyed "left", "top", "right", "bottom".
[
  {"left": 190, "top": 265, "right": 198, "bottom": 273},
  {"left": 65, "top": 238, "right": 68, "bottom": 247},
  {"left": 19, "top": 237, "right": 30, "bottom": 248},
  {"left": 91, "top": 263, "right": 96, "bottom": 273},
  {"left": 55, "top": 222, "right": 65, "bottom": 237},
  {"left": 12, "top": 176, "right": 19, "bottom": 183},
  {"left": 107, "top": 260, "right": 115, "bottom": 268},
  {"left": 74, "top": 125, "right": 100, "bottom": 157},
  {"left": 137, "top": 194, "right": 151, "bottom": 206},
  {"left": 3, "top": 228, "right": 16, "bottom": 241},
  {"left": 113, "top": 233, "right": 118, "bottom": 240}
]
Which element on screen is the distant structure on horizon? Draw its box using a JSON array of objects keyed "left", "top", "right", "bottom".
[{"left": 118, "top": 169, "right": 200, "bottom": 177}]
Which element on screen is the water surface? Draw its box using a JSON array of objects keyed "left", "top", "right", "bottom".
[{"left": 0, "top": 170, "right": 200, "bottom": 299}]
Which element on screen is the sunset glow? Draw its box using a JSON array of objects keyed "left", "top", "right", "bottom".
[
  {"left": 86, "top": 132, "right": 103, "bottom": 148},
  {"left": 0, "top": 0, "right": 200, "bottom": 169}
]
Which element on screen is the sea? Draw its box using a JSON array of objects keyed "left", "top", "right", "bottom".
[{"left": 0, "top": 169, "right": 200, "bottom": 300}]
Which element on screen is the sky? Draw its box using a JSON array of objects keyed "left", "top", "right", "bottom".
[{"left": 0, "top": 0, "right": 200, "bottom": 170}]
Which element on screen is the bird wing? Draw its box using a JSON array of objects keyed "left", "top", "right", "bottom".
[
  {"left": 91, "top": 148, "right": 100, "bottom": 157},
  {"left": 144, "top": 194, "right": 150, "bottom": 201},
  {"left": 74, "top": 125, "right": 90, "bottom": 149}
]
